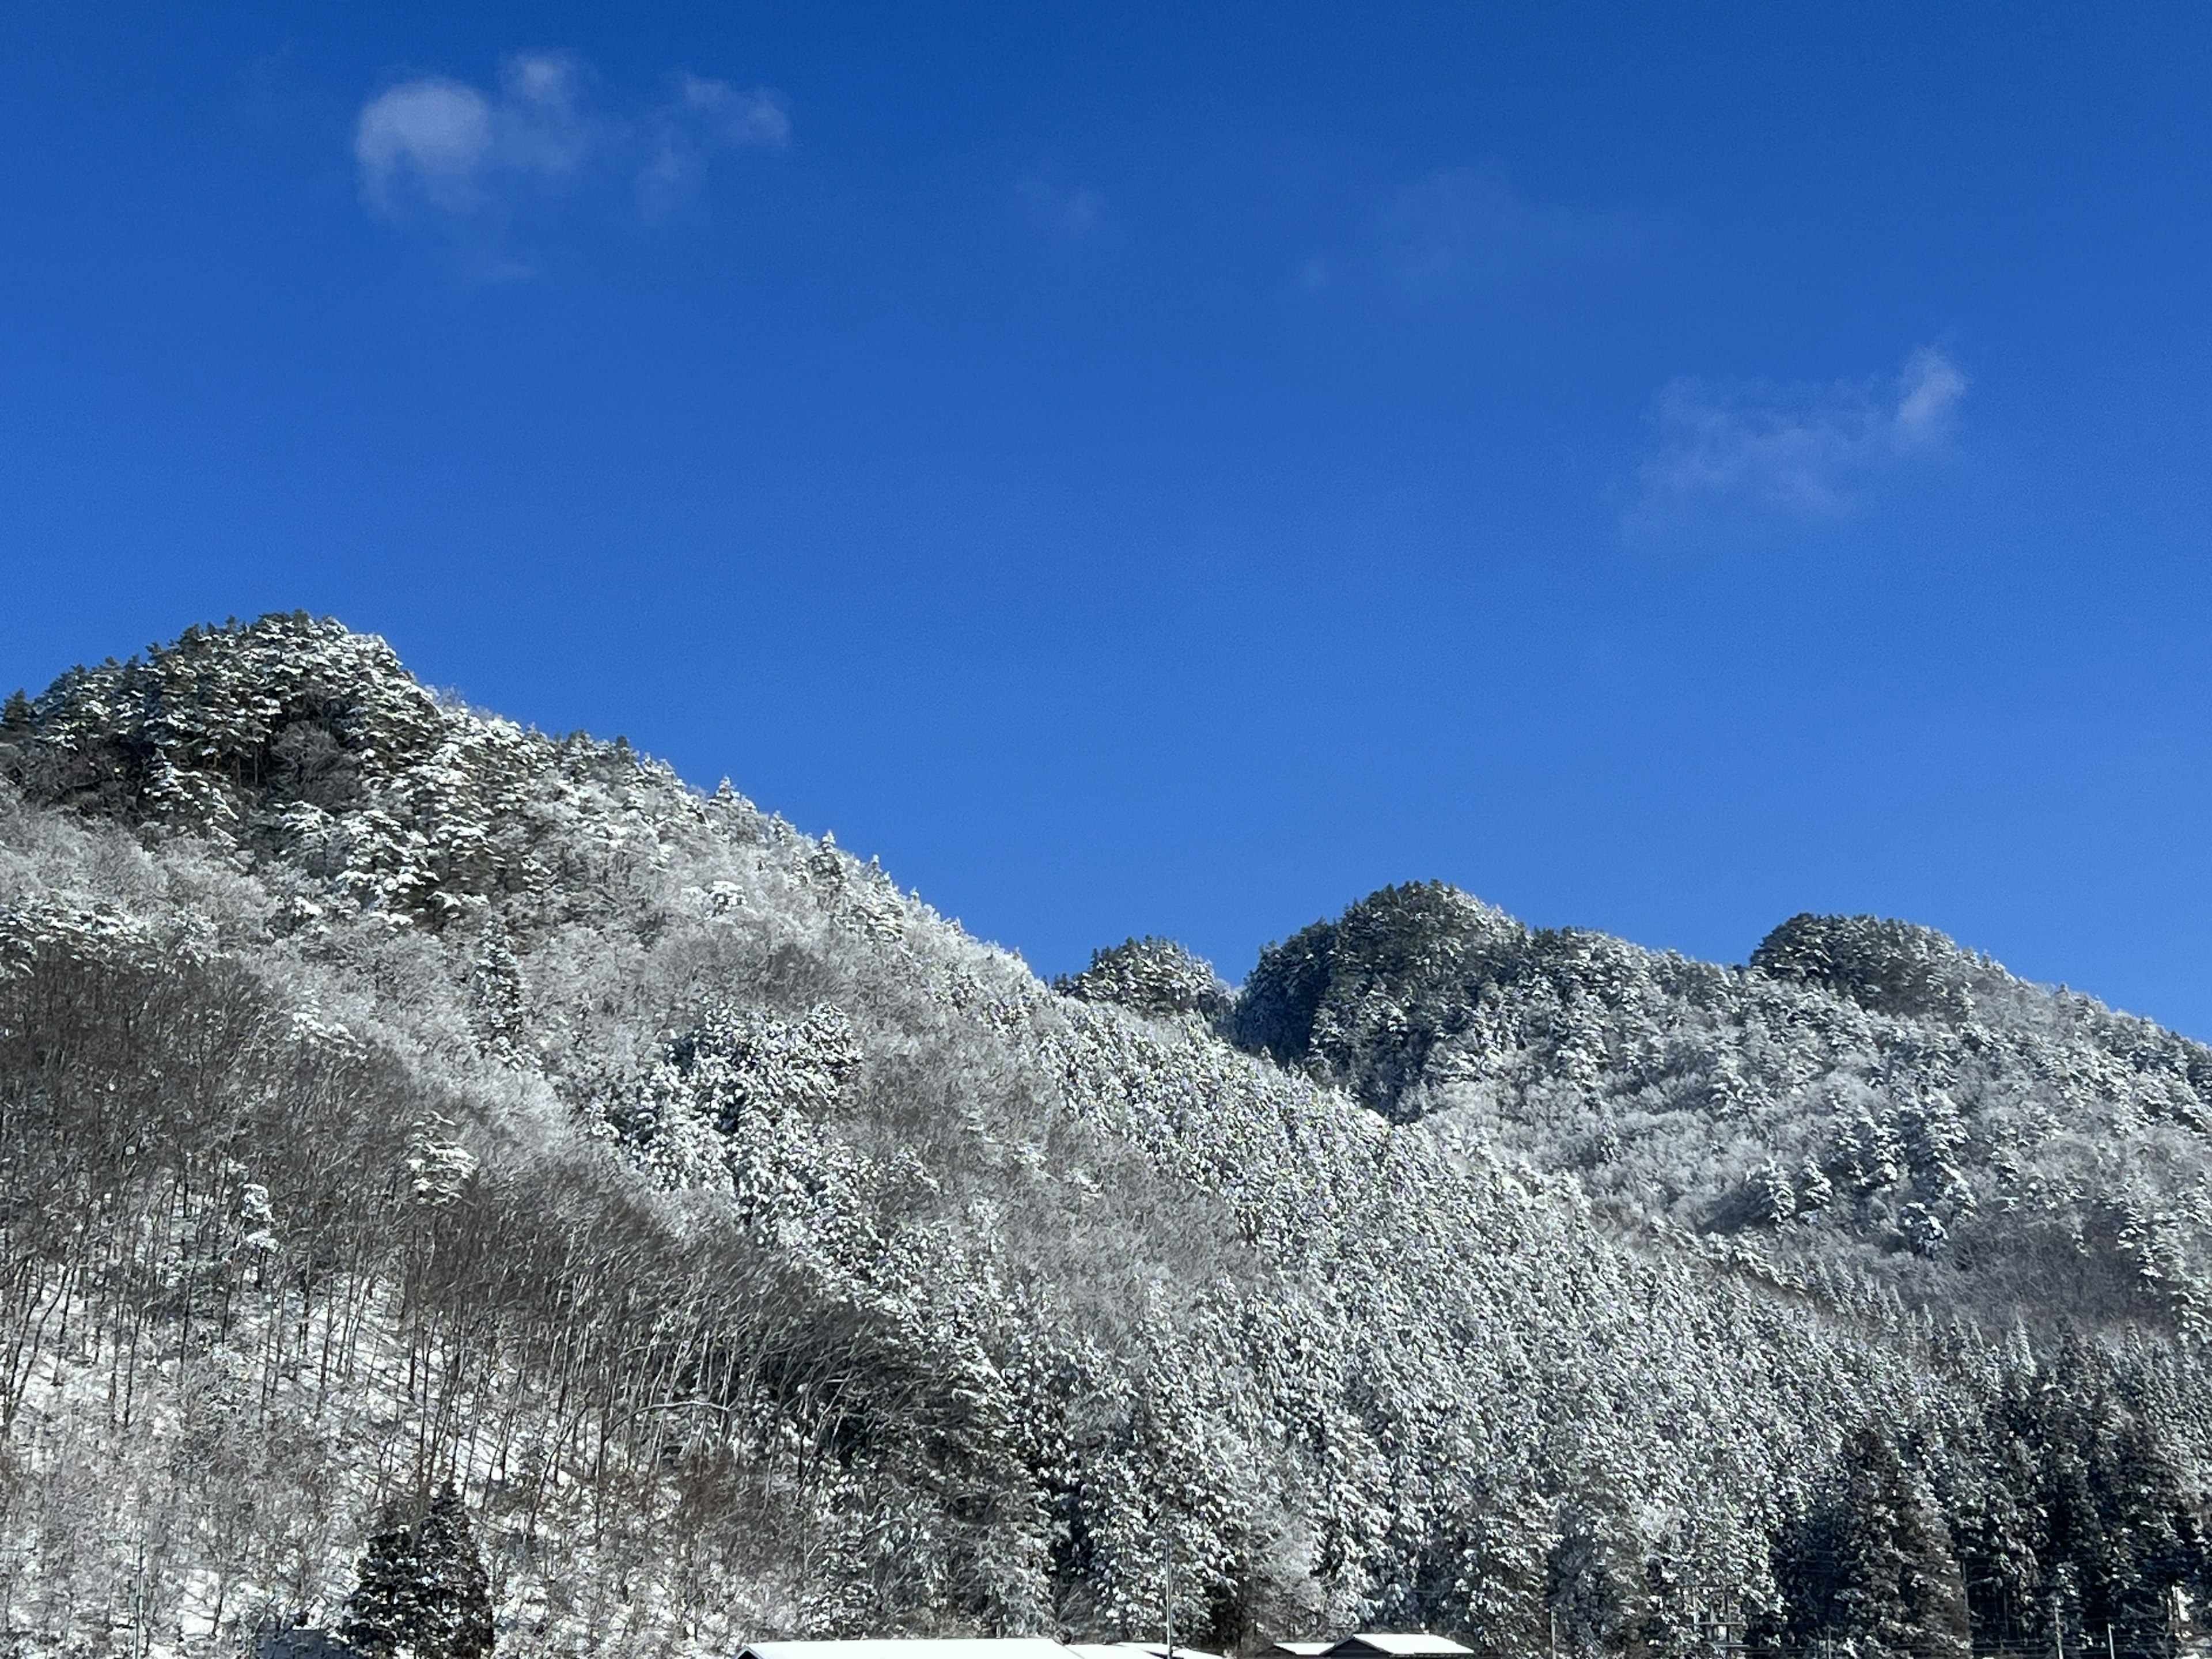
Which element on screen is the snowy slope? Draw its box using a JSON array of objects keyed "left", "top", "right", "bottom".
[
  {"left": 1224, "top": 884, "right": 2212, "bottom": 1338},
  {"left": 0, "top": 616, "right": 2203, "bottom": 1659}
]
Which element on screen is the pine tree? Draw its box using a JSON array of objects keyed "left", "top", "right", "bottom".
[
  {"left": 339, "top": 1518, "right": 424, "bottom": 1659},
  {"left": 1859, "top": 1430, "right": 1971, "bottom": 1659},
  {"left": 338, "top": 1483, "right": 493, "bottom": 1659},
  {"left": 2086, "top": 1418, "right": 2207, "bottom": 1655},
  {"left": 1787, "top": 1427, "right": 1972, "bottom": 1659},
  {"left": 1548, "top": 1496, "right": 1649, "bottom": 1659},
  {"left": 419, "top": 1485, "right": 494, "bottom": 1659},
  {"left": 1948, "top": 1428, "right": 2043, "bottom": 1649}
]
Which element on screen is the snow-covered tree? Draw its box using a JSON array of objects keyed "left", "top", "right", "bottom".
[{"left": 339, "top": 1484, "right": 493, "bottom": 1659}]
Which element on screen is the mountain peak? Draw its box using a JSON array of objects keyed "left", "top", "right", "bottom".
[
  {"left": 1751, "top": 911, "right": 2006, "bottom": 1020},
  {"left": 1, "top": 611, "right": 674, "bottom": 926}
]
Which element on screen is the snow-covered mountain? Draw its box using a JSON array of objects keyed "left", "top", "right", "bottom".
[
  {"left": 1219, "top": 883, "right": 2212, "bottom": 1338},
  {"left": 1, "top": 615, "right": 2205, "bottom": 1659}
]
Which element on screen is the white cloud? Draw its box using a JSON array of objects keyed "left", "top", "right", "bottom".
[
  {"left": 491, "top": 52, "right": 597, "bottom": 180},
  {"left": 638, "top": 75, "right": 791, "bottom": 219},
  {"left": 1629, "top": 346, "right": 1968, "bottom": 531},
  {"left": 353, "top": 52, "right": 790, "bottom": 251},
  {"left": 1895, "top": 346, "right": 1968, "bottom": 440},
  {"left": 354, "top": 54, "right": 596, "bottom": 221},
  {"left": 1381, "top": 165, "right": 1632, "bottom": 298},
  {"left": 677, "top": 74, "right": 791, "bottom": 149},
  {"left": 354, "top": 78, "right": 494, "bottom": 215},
  {"left": 1016, "top": 172, "right": 1108, "bottom": 240}
]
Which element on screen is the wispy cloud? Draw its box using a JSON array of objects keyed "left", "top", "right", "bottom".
[
  {"left": 355, "top": 54, "right": 596, "bottom": 221},
  {"left": 638, "top": 74, "right": 790, "bottom": 220},
  {"left": 1380, "top": 165, "right": 1633, "bottom": 300},
  {"left": 353, "top": 52, "right": 789, "bottom": 267},
  {"left": 355, "top": 78, "right": 499, "bottom": 217},
  {"left": 1016, "top": 171, "right": 1109, "bottom": 241},
  {"left": 1628, "top": 347, "right": 1968, "bottom": 533}
]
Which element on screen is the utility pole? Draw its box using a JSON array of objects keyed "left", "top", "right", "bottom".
[
  {"left": 1550, "top": 1608, "right": 1558, "bottom": 1659},
  {"left": 1164, "top": 1535, "right": 1175, "bottom": 1659},
  {"left": 2054, "top": 1597, "right": 2065, "bottom": 1659}
]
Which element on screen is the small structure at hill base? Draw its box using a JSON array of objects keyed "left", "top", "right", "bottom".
[
  {"left": 738, "top": 1634, "right": 1460, "bottom": 1659},
  {"left": 1262, "top": 1638, "right": 1472, "bottom": 1659},
  {"left": 739, "top": 1645, "right": 1226, "bottom": 1659},
  {"left": 738, "top": 1643, "right": 1080, "bottom": 1659}
]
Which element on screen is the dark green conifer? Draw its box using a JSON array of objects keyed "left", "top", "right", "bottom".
[
  {"left": 338, "top": 1482, "right": 493, "bottom": 1659},
  {"left": 2088, "top": 1417, "right": 2207, "bottom": 1653},
  {"left": 1786, "top": 1427, "right": 1971, "bottom": 1659},
  {"left": 338, "top": 1518, "right": 423, "bottom": 1659}
]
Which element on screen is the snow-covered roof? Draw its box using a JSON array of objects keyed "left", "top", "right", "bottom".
[
  {"left": 1256, "top": 1645, "right": 1334, "bottom": 1658},
  {"left": 1327, "top": 1637, "right": 1473, "bottom": 1658},
  {"left": 1067, "top": 1645, "right": 1226, "bottom": 1659},
  {"left": 742, "top": 1642, "right": 1077, "bottom": 1659}
]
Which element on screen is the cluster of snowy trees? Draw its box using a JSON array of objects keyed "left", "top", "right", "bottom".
[
  {"left": 1221, "top": 882, "right": 2212, "bottom": 1338},
  {"left": 0, "top": 615, "right": 2209, "bottom": 1659}
]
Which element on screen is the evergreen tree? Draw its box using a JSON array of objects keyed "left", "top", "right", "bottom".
[
  {"left": 339, "top": 1483, "right": 493, "bottom": 1659},
  {"left": 1054, "top": 936, "right": 1233, "bottom": 1025},
  {"left": 1786, "top": 1428, "right": 1971, "bottom": 1659},
  {"left": 2086, "top": 1418, "right": 2207, "bottom": 1655},
  {"left": 1548, "top": 1497, "right": 1650, "bottom": 1659},
  {"left": 1947, "top": 1427, "right": 2043, "bottom": 1650}
]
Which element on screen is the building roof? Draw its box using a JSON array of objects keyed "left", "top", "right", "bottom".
[
  {"left": 741, "top": 1642, "right": 1077, "bottom": 1659},
  {"left": 1255, "top": 1646, "right": 1334, "bottom": 1658},
  {"left": 1068, "top": 1646, "right": 1226, "bottom": 1659},
  {"left": 1326, "top": 1637, "right": 1474, "bottom": 1658}
]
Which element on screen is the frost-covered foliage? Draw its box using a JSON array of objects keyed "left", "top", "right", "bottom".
[
  {"left": 1, "top": 616, "right": 2210, "bottom": 1659},
  {"left": 1229, "top": 882, "right": 1528, "bottom": 1118},
  {"left": 1233, "top": 883, "right": 2212, "bottom": 1342},
  {"left": 1751, "top": 914, "right": 1997, "bottom": 1021},
  {"left": 339, "top": 1483, "right": 493, "bottom": 1659},
  {"left": 5, "top": 610, "right": 695, "bottom": 929},
  {"left": 1055, "top": 938, "right": 1232, "bottom": 1027}
]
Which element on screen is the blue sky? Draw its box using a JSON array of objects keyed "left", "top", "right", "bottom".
[{"left": 4, "top": 3, "right": 2211, "bottom": 1030}]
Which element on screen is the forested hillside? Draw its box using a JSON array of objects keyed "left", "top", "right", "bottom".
[
  {"left": 1223, "top": 885, "right": 2212, "bottom": 1336},
  {"left": 1, "top": 616, "right": 2207, "bottom": 1659}
]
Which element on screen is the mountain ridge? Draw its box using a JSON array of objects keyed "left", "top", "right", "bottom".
[{"left": 0, "top": 613, "right": 2206, "bottom": 1659}]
